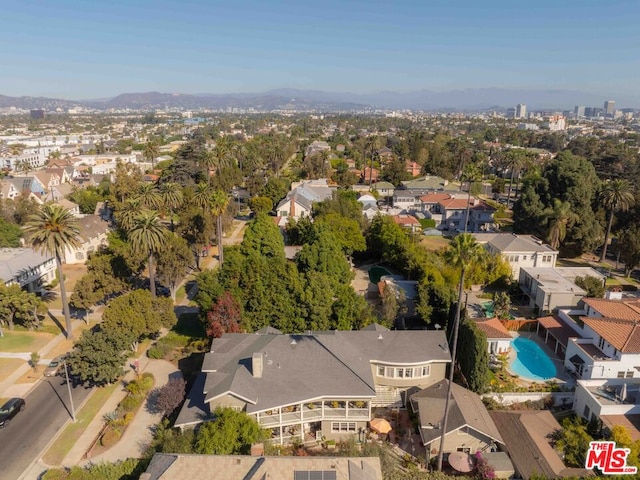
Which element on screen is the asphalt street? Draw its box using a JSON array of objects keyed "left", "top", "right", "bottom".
[{"left": 0, "top": 375, "right": 93, "bottom": 480}]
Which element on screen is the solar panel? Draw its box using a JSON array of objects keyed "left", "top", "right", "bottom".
[{"left": 293, "top": 471, "right": 337, "bottom": 480}]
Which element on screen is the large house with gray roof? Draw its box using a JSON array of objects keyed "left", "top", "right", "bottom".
[
  {"left": 176, "top": 326, "right": 451, "bottom": 444},
  {"left": 473, "top": 233, "right": 558, "bottom": 279},
  {"left": 0, "top": 248, "right": 56, "bottom": 292},
  {"left": 276, "top": 179, "right": 335, "bottom": 226}
]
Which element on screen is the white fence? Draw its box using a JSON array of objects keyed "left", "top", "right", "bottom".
[{"left": 482, "top": 391, "right": 575, "bottom": 407}]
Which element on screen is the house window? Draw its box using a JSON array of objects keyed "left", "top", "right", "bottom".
[
  {"left": 522, "top": 255, "right": 527, "bottom": 261},
  {"left": 626, "top": 371, "right": 633, "bottom": 378},
  {"left": 583, "top": 405, "right": 590, "bottom": 418},
  {"left": 617, "top": 371, "right": 625, "bottom": 378},
  {"left": 377, "top": 366, "right": 385, "bottom": 377},
  {"left": 419, "top": 365, "right": 431, "bottom": 377},
  {"left": 331, "top": 422, "right": 356, "bottom": 432},
  {"left": 598, "top": 337, "right": 606, "bottom": 350},
  {"left": 377, "top": 365, "right": 430, "bottom": 378},
  {"left": 457, "top": 447, "right": 471, "bottom": 453}
]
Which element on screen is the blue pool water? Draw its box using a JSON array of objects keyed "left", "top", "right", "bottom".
[{"left": 509, "top": 337, "right": 557, "bottom": 381}]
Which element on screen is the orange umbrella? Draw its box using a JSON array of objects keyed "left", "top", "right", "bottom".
[
  {"left": 370, "top": 418, "right": 393, "bottom": 434},
  {"left": 448, "top": 451, "right": 475, "bottom": 473}
]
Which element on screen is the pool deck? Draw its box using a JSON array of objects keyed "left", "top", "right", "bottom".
[{"left": 507, "top": 332, "right": 574, "bottom": 387}]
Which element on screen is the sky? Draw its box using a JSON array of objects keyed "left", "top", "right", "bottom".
[{"left": 0, "top": 0, "right": 638, "bottom": 100}]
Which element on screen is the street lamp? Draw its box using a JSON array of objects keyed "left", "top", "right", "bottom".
[{"left": 62, "top": 359, "right": 76, "bottom": 422}]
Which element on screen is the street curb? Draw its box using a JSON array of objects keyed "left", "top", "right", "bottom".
[{"left": 18, "top": 386, "right": 96, "bottom": 480}]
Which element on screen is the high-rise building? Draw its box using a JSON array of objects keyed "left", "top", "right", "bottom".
[
  {"left": 604, "top": 100, "right": 616, "bottom": 115},
  {"left": 506, "top": 107, "right": 516, "bottom": 119},
  {"left": 516, "top": 104, "right": 527, "bottom": 119},
  {"left": 574, "top": 106, "right": 585, "bottom": 118}
]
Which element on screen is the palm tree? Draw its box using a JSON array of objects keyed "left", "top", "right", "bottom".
[
  {"left": 159, "top": 182, "right": 184, "bottom": 232},
  {"left": 599, "top": 179, "right": 634, "bottom": 262},
  {"left": 545, "top": 199, "right": 578, "bottom": 250},
  {"left": 24, "top": 205, "right": 80, "bottom": 339},
  {"left": 134, "top": 183, "right": 162, "bottom": 210},
  {"left": 143, "top": 141, "right": 160, "bottom": 168},
  {"left": 437, "top": 234, "right": 484, "bottom": 472},
  {"left": 211, "top": 190, "right": 229, "bottom": 265},
  {"left": 192, "top": 182, "right": 212, "bottom": 215},
  {"left": 128, "top": 210, "right": 167, "bottom": 299},
  {"left": 504, "top": 150, "right": 524, "bottom": 208},
  {"left": 365, "top": 136, "right": 380, "bottom": 187},
  {"left": 116, "top": 198, "right": 142, "bottom": 232}
]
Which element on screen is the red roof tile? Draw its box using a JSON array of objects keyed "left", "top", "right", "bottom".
[
  {"left": 583, "top": 298, "right": 640, "bottom": 321},
  {"left": 581, "top": 316, "right": 640, "bottom": 353},
  {"left": 474, "top": 317, "right": 512, "bottom": 339}
]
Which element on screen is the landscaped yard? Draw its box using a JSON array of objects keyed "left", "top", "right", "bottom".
[
  {"left": 42, "top": 384, "right": 110, "bottom": 466},
  {"left": 0, "top": 331, "right": 55, "bottom": 353},
  {"left": 419, "top": 236, "right": 450, "bottom": 251}
]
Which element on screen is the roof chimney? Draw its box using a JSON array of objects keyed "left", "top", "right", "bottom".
[{"left": 252, "top": 352, "right": 263, "bottom": 378}]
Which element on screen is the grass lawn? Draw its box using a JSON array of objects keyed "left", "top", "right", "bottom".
[
  {"left": 175, "top": 285, "right": 187, "bottom": 304},
  {"left": 419, "top": 236, "right": 450, "bottom": 251},
  {"left": 0, "top": 358, "right": 26, "bottom": 382},
  {"left": 42, "top": 384, "right": 115, "bottom": 466},
  {"left": 0, "top": 331, "right": 55, "bottom": 353}
]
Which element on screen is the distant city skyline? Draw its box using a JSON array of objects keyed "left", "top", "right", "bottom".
[{"left": 1, "top": 0, "right": 639, "bottom": 102}]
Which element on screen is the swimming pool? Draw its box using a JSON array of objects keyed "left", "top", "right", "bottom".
[
  {"left": 509, "top": 337, "right": 557, "bottom": 381},
  {"left": 368, "top": 266, "right": 392, "bottom": 284}
]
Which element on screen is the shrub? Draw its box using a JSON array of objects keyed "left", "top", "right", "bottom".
[
  {"left": 147, "top": 344, "right": 170, "bottom": 359},
  {"left": 125, "top": 380, "right": 142, "bottom": 396},
  {"left": 121, "top": 412, "right": 135, "bottom": 426},
  {"left": 119, "top": 394, "right": 143, "bottom": 413},
  {"left": 139, "top": 373, "right": 154, "bottom": 392},
  {"left": 42, "top": 469, "right": 69, "bottom": 480},
  {"left": 100, "top": 428, "right": 121, "bottom": 448}
]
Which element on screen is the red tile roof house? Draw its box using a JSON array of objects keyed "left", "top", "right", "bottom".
[
  {"left": 551, "top": 296, "right": 640, "bottom": 381},
  {"left": 391, "top": 214, "right": 422, "bottom": 233},
  {"left": 474, "top": 317, "right": 513, "bottom": 354}
]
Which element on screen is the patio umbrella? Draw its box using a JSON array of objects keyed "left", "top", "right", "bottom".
[
  {"left": 448, "top": 451, "right": 475, "bottom": 473},
  {"left": 370, "top": 418, "right": 392, "bottom": 434}
]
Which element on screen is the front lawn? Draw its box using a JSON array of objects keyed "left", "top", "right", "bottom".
[
  {"left": 0, "top": 358, "right": 25, "bottom": 382},
  {"left": 0, "top": 331, "right": 54, "bottom": 353}
]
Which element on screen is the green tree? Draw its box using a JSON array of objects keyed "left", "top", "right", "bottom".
[
  {"left": 575, "top": 276, "right": 605, "bottom": 298},
  {"left": 609, "top": 425, "right": 640, "bottom": 470},
  {"left": 158, "top": 182, "right": 184, "bottom": 232},
  {"left": 550, "top": 417, "right": 593, "bottom": 467},
  {"left": 134, "top": 183, "right": 162, "bottom": 210},
  {"left": 66, "top": 329, "right": 128, "bottom": 386},
  {"left": 493, "top": 292, "right": 511, "bottom": 320},
  {"left": 248, "top": 196, "right": 273, "bottom": 214},
  {"left": 144, "top": 140, "right": 160, "bottom": 168},
  {"left": 102, "top": 289, "right": 176, "bottom": 349},
  {"left": 0, "top": 218, "right": 22, "bottom": 247},
  {"left": 381, "top": 283, "right": 407, "bottom": 325},
  {"left": 619, "top": 224, "right": 640, "bottom": 277},
  {"left": 194, "top": 407, "right": 268, "bottom": 455},
  {"left": 24, "top": 205, "right": 80, "bottom": 339},
  {"left": 316, "top": 212, "right": 366, "bottom": 257},
  {"left": 127, "top": 210, "right": 167, "bottom": 299},
  {"left": 457, "top": 317, "right": 490, "bottom": 393},
  {"left": 545, "top": 199, "right": 578, "bottom": 250},
  {"left": 599, "top": 179, "right": 634, "bottom": 262},
  {"left": 0, "top": 284, "right": 42, "bottom": 334},
  {"left": 155, "top": 232, "right": 193, "bottom": 299},
  {"left": 211, "top": 189, "right": 229, "bottom": 265},
  {"left": 295, "top": 227, "right": 353, "bottom": 286}
]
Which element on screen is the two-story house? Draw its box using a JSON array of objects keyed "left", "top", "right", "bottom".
[
  {"left": 0, "top": 248, "right": 56, "bottom": 292},
  {"left": 175, "top": 326, "right": 451, "bottom": 445},
  {"left": 560, "top": 296, "right": 640, "bottom": 380},
  {"left": 473, "top": 233, "right": 558, "bottom": 278},
  {"left": 276, "top": 179, "right": 335, "bottom": 226},
  {"left": 62, "top": 215, "right": 110, "bottom": 263}
]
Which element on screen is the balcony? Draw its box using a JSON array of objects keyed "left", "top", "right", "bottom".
[{"left": 256, "top": 399, "right": 371, "bottom": 428}]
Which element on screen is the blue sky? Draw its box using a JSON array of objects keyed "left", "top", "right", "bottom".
[{"left": 0, "top": 0, "right": 638, "bottom": 99}]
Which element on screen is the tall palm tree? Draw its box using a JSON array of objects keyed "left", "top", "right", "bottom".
[
  {"left": 159, "top": 182, "right": 184, "bottom": 232},
  {"left": 211, "top": 189, "right": 229, "bottom": 265},
  {"left": 116, "top": 198, "right": 142, "bottom": 232},
  {"left": 192, "top": 182, "right": 212, "bottom": 215},
  {"left": 365, "top": 136, "right": 380, "bottom": 187},
  {"left": 599, "top": 179, "right": 634, "bottom": 262},
  {"left": 545, "top": 199, "right": 578, "bottom": 250},
  {"left": 437, "top": 234, "right": 484, "bottom": 472},
  {"left": 24, "top": 205, "right": 80, "bottom": 339},
  {"left": 504, "top": 150, "right": 524, "bottom": 208},
  {"left": 135, "top": 183, "right": 162, "bottom": 210},
  {"left": 128, "top": 210, "right": 167, "bottom": 299},
  {"left": 143, "top": 141, "right": 160, "bottom": 168}
]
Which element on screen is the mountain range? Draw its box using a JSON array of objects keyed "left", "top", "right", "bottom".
[{"left": 0, "top": 88, "right": 634, "bottom": 112}]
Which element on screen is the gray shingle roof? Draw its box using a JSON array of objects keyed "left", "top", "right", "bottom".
[
  {"left": 411, "top": 379, "right": 503, "bottom": 446},
  {"left": 473, "top": 233, "right": 557, "bottom": 254},
  {"left": 177, "top": 330, "right": 451, "bottom": 427},
  {"left": 0, "top": 248, "right": 53, "bottom": 284}
]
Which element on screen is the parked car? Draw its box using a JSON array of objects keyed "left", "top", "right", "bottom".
[
  {"left": 0, "top": 398, "right": 25, "bottom": 428},
  {"left": 44, "top": 356, "right": 65, "bottom": 377}
]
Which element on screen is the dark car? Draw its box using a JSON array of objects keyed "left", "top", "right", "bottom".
[{"left": 0, "top": 398, "right": 25, "bottom": 428}]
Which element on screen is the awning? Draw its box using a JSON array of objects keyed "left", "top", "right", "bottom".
[{"left": 569, "top": 354, "right": 585, "bottom": 365}]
